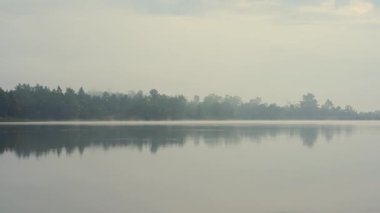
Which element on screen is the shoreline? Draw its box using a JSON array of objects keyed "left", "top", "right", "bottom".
[{"left": 1, "top": 120, "right": 380, "bottom": 126}]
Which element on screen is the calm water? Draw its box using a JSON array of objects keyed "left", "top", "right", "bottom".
[{"left": 1, "top": 121, "right": 380, "bottom": 213}]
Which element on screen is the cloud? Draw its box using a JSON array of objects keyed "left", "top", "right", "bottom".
[
  {"left": 299, "top": 0, "right": 375, "bottom": 17},
  {"left": 0, "top": 0, "right": 378, "bottom": 20},
  {"left": 347, "top": 0, "right": 375, "bottom": 15},
  {"left": 1, "top": 0, "right": 380, "bottom": 111}
]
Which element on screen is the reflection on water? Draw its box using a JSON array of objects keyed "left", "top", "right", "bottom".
[
  {"left": 0, "top": 123, "right": 354, "bottom": 158},
  {"left": 1, "top": 122, "right": 380, "bottom": 213}
]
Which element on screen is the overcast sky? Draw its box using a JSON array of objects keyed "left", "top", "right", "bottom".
[{"left": 1, "top": 0, "right": 380, "bottom": 111}]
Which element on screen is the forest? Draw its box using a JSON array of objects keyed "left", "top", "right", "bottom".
[{"left": 0, "top": 84, "right": 379, "bottom": 120}]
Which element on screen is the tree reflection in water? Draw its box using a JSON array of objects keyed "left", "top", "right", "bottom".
[{"left": 0, "top": 124, "right": 354, "bottom": 158}]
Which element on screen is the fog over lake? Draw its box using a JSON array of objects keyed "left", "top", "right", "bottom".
[
  {"left": 2, "top": 0, "right": 380, "bottom": 212},
  {"left": 2, "top": 0, "right": 380, "bottom": 111},
  {"left": 1, "top": 121, "right": 380, "bottom": 213}
]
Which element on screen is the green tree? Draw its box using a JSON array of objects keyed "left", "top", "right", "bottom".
[
  {"left": 0, "top": 88, "right": 8, "bottom": 117},
  {"left": 63, "top": 88, "right": 80, "bottom": 118},
  {"left": 299, "top": 93, "right": 319, "bottom": 119}
]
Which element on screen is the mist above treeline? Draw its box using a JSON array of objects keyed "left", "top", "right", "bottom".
[{"left": 0, "top": 84, "right": 379, "bottom": 120}]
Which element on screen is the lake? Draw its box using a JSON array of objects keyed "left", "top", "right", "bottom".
[{"left": 1, "top": 121, "right": 380, "bottom": 213}]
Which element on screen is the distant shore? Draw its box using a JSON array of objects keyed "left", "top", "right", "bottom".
[
  {"left": 2, "top": 120, "right": 380, "bottom": 126},
  {"left": 1, "top": 84, "right": 380, "bottom": 120}
]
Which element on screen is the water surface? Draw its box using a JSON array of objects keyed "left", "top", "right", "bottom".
[{"left": 1, "top": 121, "right": 380, "bottom": 213}]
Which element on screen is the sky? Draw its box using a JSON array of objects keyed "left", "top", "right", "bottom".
[{"left": 1, "top": 0, "right": 380, "bottom": 111}]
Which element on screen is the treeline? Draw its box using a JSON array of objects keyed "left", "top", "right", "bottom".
[{"left": 0, "top": 84, "right": 379, "bottom": 120}]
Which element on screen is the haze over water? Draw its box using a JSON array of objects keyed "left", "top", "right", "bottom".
[{"left": 0, "top": 121, "right": 380, "bottom": 213}]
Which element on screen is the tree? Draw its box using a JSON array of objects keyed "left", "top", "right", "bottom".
[
  {"left": 0, "top": 88, "right": 8, "bottom": 117},
  {"left": 299, "top": 93, "right": 319, "bottom": 118},
  {"left": 64, "top": 88, "right": 80, "bottom": 118},
  {"left": 202, "top": 94, "right": 223, "bottom": 119},
  {"left": 322, "top": 99, "right": 334, "bottom": 111},
  {"left": 0, "top": 83, "right": 379, "bottom": 120},
  {"left": 300, "top": 93, "right": 318, "bottom": 109}
]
